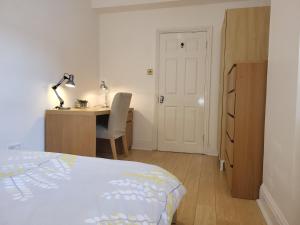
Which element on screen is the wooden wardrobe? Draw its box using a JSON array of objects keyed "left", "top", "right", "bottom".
[
  {"left": 218, "top": 6, "right": 270, "bottom": 199},
  {"left": 225, "top": 62, "right": 267, "bottom": 199}
]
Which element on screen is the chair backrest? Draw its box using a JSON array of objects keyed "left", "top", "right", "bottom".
[{"left": 108, "top": 92, "right": 132, "bottom": 138}]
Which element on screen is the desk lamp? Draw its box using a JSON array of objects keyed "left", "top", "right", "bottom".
[
  {"left": 100, "top": 81, "right": 109, "bottom": 108},
  {"left": 52, "top": 73, "right": 75, "bottom": 110}
]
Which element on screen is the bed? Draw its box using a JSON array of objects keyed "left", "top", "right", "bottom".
[{"left": 0, "top": 150, "right": 186, "bottom": 225}]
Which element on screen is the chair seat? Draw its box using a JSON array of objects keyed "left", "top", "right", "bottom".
[{"left": 96, "top": 125, "right": 124, "bottom": 139}]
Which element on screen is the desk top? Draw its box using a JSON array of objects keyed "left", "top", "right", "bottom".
[{"left": 46, "top": 107, "right": 134, "bottom": 116}]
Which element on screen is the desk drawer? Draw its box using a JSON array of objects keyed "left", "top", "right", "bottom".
[
  {"left": 226, "top": 115, "right": 235, "bottom": 141},
  {"left": 127, "top": 111, "right": 133, "bottom": 122},
  {"left": 227, "top": 92, "right": 236, "bottom": 116},
  {"left": 227, "top": 66, "right": 236, "bottom": 93},
  {"left": 225, "top": 134, "right": 234, "bottom": 166}
]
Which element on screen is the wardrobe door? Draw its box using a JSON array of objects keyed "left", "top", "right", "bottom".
[
  {"left": 225, "top": 6, "right": 270, "bottom": 75},
  {"left": 219, "top": 6, "right": 270, "bottom": 163}
]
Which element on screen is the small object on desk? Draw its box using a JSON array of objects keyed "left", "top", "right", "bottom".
[
  {"left": 75, "top": 99, "right": 88, "bottom": 108},
  {"left": 52, "top": 73, "right": 75, "bottom": 110}
]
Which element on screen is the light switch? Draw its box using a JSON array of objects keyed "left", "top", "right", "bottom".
[{"left": 147, "top": 69, "right": 153, "bottom": 76}]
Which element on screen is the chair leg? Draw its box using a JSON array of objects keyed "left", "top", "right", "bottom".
[
  {"left": 122, "top": 135, "right": 129, "bottom": 156},
  {"left": 110, "top": 138, "right": 118, "bottom": 160}
]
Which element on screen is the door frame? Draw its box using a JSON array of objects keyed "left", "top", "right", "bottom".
[{"left": 152, "top": 26, "right": 213, "bottom": 154}]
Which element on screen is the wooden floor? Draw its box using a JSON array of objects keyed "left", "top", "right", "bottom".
[{"left": 120, "top": 150, "right": 266, "bottom": 225}]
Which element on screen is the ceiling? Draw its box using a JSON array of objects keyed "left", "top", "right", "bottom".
[{"left": 91, "top": 0, "right": 254, "bottom": 10}]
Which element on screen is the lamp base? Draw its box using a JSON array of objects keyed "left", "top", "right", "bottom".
[{"left": 55, "top": 106, "right": 71, "bottom": 110}]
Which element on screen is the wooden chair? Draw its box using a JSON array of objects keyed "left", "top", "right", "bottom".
[{"left": 96, "top": 93, "right": 132, "bottom": 159}]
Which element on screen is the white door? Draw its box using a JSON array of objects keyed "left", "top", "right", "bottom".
[{"left": 158, "top": 31, "right": 208, "bottom": 153}]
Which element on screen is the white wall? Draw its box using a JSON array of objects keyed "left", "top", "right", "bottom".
[
  {"left": 0, "top": 0, "right": 100, "bottom": 151},
  {"left": 260, "top": 0, "right": 300, "bottom": 224},
  {"left": 98, "top": 0, "right": 270, "bottom": 154},
  {"left": 295, "top": 39, "right": 300, "bottom": 223}
]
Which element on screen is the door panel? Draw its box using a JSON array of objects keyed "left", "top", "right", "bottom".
[
  {"left": 166, "top": 39, "right": 179, "bottom": 52},
  {"left": 185, "top": 38, "right": 200, "bottom": 52},
  {"left": 183, "top": 107, "right": 197, "bottom": 143},
  {"left": 158, "top": 31, "right": 208, "bottom": 153},
  {"left": 164, "top": 106, "right": 177, "bottom": 142},
  {"left": 184, "top": 58, "right": 198, "bottom": 95},
  {"left": 165, "top": 58, "right": 178, "bottom": 94}
]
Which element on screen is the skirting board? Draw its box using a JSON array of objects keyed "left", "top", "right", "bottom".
[
  {"left": 132, "top": 140, "right": 154, "bottom": 151},
  {"left": 204, "top": 149, "right": 219, "bottom": 157},
  {"left": 132, "top": 139, "right": 219, "bottom": 155},
  {"left": 257, "top": 184, "right": 290, "bottom": 225}
]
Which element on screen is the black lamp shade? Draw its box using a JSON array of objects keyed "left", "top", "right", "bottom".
[{"left": 65, "top": 74, "right": 75, "bottom": 88}]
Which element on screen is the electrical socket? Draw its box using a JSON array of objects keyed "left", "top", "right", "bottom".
[{"left": 8, "top": 143, "right": 22, "bottom": 150}]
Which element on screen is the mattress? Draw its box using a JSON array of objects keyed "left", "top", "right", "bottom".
[{"left": 0, "top": 150, "right": 186, "bottom": 225}]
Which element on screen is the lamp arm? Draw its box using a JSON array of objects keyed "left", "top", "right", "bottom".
[
  {"left": 52, "top": 73, "right": 70, "bottom": 109},
  {"left": 53, "top": 88, "right": 64, "bottom": 108},
  {"left": 52, "top": 74, "right": 69, "bottom": 90}
]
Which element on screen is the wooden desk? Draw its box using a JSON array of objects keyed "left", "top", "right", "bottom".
[{"left": 45, "top": 108, "right": 133, "bottom": 157}]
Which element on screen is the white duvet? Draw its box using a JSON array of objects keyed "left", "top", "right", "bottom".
[{"left": 0, "top": 150, "right": 186, "bottom": 225}]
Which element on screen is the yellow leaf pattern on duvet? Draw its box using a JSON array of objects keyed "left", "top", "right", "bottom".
[
  {"left": 85, "top": 169, "right": 185, "bottom": 225},
  {"left": 85, "top": 213, "right": 157, "bottom": 225},
  {"left": 0, "top": 152, "right": 77, "bottom": 201},
  {"left": 0, "top": 168, "right": 25, "bottom": 179},
  {"left": 60, "top": 154, "right": 77, "bottom": 168},
  {"left": 124, "top": 169, "right": 177, "bottom": 185},
  {"left": 166, "top": 193, "right": 174, "bottom": 222}
]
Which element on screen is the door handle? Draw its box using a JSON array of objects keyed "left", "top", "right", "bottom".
[{"left": 159, "top": 96, "right": 165, "bottom": 104}]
